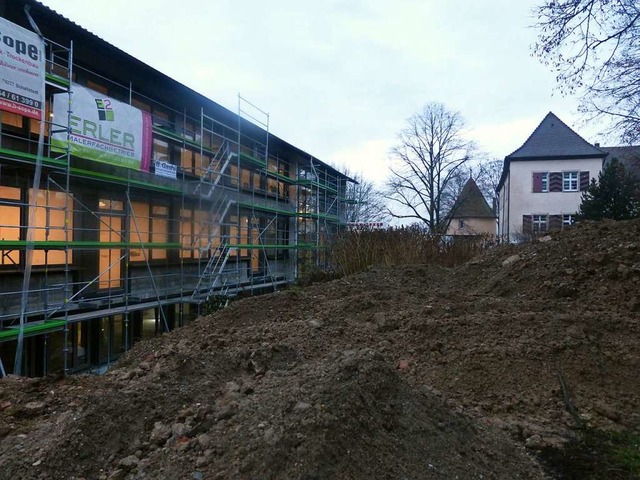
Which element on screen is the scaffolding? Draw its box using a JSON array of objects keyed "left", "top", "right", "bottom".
[{"left": 0, "top": 20, "right": 355, "bottom": 377}]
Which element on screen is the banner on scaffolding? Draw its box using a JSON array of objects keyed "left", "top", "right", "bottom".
[
  {"left": 52, "top": 84, "right": 152, "bottom": 172},
  {"left": 153, "top": 160, "right": 177, "bottom": 179},
  {"left": 0, "top": 17, "right": 46, "bottom": 120}
]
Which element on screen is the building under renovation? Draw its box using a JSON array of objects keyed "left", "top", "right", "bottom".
[{"left": 0, "top": 0, "right": 354, "bottom": 376}]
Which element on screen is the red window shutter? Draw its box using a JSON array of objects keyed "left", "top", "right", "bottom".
[
  {"left": 549, "top": 172, "right": 563, "bottom": 192},
  {"left": 580, "top": 171, "right": 590, "bottom": 191},
  {"left": 532, "top": 173, "right": 542, "bottom": 193},
  {"left": 522, "top": 215, "right": 532, "bottom": 233}
]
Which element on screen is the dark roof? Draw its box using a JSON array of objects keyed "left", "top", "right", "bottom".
[
  {"left": 17, "top": 0, "right": 355, "bottom": 184},
  {"left": 497, "top": 112, "right": 607, "bottom": 192},
  {"left": 450, "top": 178, "right": 495, "bottom": 219},
  {"left": 506, "top": 112, "right": 606, "bottom": 160},
  {"left": 603, "top": 146, "right": 640, "bottom": 178}
]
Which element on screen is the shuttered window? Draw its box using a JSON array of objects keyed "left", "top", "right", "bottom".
[
  {"left": 563, "top": 172, "right": 579, "bottom": 191},
  {"left": 533, "top": 215, "right": 548, "bottom": 234},
  {"left": 549, "top": 172, "right": 563, "bottom": 192},
  {"left": 532, "top": 172, "right": 549, "bottom": 193},
  {"left": 579, "top": 171, "right": 590, "bottom": 191}
]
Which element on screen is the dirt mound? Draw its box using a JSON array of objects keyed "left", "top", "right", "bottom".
[{"left": 1, "top": 219, "right": 640, "bottom": 479}]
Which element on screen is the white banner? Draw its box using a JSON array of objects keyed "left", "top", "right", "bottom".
[
  {"left": 153, "top": 160, "right": 177, "bottom": 179},
  {"left": 0, "top": 17, "right": 45, "bottom": 120},
  {"left": 52, "top": 84, "right": 152, "bottom": 171}
]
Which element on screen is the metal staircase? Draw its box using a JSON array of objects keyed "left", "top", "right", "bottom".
[
  {"left": 193, "top": 140, "right": 237, "bottom": 199},
  {"left": 191, "top": 242, "right": 236, "bottom": 301}
]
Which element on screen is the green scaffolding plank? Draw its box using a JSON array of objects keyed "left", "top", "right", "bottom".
[
  {"left": 239, "top": 152, "right": 267, "bottom": 168},
  {"left": 45, "top": 72, "right": 71, "bottom": 88},
  {"left": 0, "top": 320, "right": 67, "bottom": 341},
  {"left": 0, "top": 148, "right": 183, "bottom": 195},
  {"left": 237, "top": 202, "right": 296, "bottom": 216},
  {"left": 0, "top": 240, "right": 181, "bottom": 250},
  {"left": 295, "top": 179, "right": 339, "bottom": 194},
  {"left": 265, "top": 170, "right": 296, "bottom": 184},
  {"left": 0, "top": 147, "right": 67, "bottom": 167}
]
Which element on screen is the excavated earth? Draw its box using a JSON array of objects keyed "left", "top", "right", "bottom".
[{"left": 1, "top": 219, "right": 639, "bottom": 479}]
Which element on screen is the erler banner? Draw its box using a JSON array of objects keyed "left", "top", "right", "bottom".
[
  {"left": 0, "top": 17, "right": 45, "bottom": 120},
  {"left": 52, "top": 84, "right": 152, "bottom": 172}
]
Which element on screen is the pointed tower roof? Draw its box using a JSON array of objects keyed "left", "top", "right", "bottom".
[
  {"left": 451, "top": 178, "right": 495, "bottom": 219},
  {"left": 506, "top": 112, "right": 606, "bottom": 160}
]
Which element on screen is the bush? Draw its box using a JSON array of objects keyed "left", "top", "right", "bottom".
[{"left": 327, "top": 225, "right": 492, "bottom": 277}]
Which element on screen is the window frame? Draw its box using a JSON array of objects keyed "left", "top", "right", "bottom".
[
  {"left": 532, "top": 214, "right": 548, "bottom": 234},
  {"left": 562, "top": 214, "right": 576, "bottom": 227},
  {"left": 562, "top": 171, "right": 579, "bottom": 192}
]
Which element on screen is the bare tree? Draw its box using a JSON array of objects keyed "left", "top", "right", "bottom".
[
  {"left": 475, "top": 158, "right": 503, "bottom": 202},
  {"left": 336, "top": 167, "right": 389, "bottom": 223},
  {"left": 533, "top": 0, "right": 640, "bottom": 143},
  {"left": 385, "top": 103, "right": 474, "bottom": 233}
]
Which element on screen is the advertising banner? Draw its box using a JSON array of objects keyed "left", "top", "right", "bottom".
[
  {"left": 52, "top": 84, "right": 152, "bottom": 172},
  {"left": 153, "top": 160, "right": 177, "bottom": 179},
  {"left": 0, "top": 17, "right": 45, "bottom": 120}
]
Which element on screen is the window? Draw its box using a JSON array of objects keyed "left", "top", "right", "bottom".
[
  {"left": 129, "top": 201, "right": 169, "bottom": 262},
  {"left": 98, "top": 199, "right": 124, "bottom": 289},
  {"left": 532, "top": 215, "right": 548, "bottom": 234},
  {"left": 180, "top": 148, "right": 194, "bottom": 175},
  {"left": 152, "top": 139, "right": 169, "bottom": 163},
  {"left": 129, "top": 202, "right": 150, "bottom": 261},
  {"left": 152, "top": 108, "right": 171, "bottom": 129},
  {"left": 0, "top": 186, "right": 21, "bottom": 266},
  {"left": 532, "top": 172, "right": 549, "bottom": 193},
  {"left": 458, "top": 219, "right": 465, "bottom": 229},
  {"left": 181, "top": 207, "right": 216, "bottom": 259},
  {"left": 563, "top": 172, "right": 579, "bottom": 191},
  {"left": 151, "top": 205, "right": 168, "bottom": 260},
  {"left": 1, "top": 111, "right": 24, "bottom": 129},
  {"left": 30, "top": 189, "right": 73, "bottom": 265},
  {"left": 562, "top": 214, "right": 576, "bottom": 227}
]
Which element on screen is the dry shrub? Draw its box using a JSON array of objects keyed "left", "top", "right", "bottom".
[{"left": 329, "top": 225, "right": 492, "bottom": 276}]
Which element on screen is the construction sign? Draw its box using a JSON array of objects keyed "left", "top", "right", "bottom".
[
  {"left": 0, "top": 17, "right": 45, "bottom": 120},
  {"left": 52, "top": 83, "right": 152, "bottom": 172}
]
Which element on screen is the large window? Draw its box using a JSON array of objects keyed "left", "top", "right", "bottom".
[
  {"left": 30, "top": 188, "right": 73, "bottom": 265},
  {"left": 563, "top": 172, "right": 579, "bottom": 191},
  {"left": 0, "top": 186, "right": 21, "bottom": 266},
  {"left": 98, "top": 199, "right": 123, "bottom": 289},
  {"left": 129, "top": 201, "right": 169, "bottom": 261},
  {"left": 180, "top": 207, "right": 215, "bottom": 259}
]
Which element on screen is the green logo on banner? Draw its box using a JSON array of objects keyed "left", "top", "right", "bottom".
[{"left": 95, "top": 99, "right": 115, "bottom": 121}]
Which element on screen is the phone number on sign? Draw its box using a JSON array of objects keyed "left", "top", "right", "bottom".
[{"left": 0, "top": 88, "right": 41, "bottom": 108}]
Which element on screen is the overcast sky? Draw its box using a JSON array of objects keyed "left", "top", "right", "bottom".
[{"left": 38, "top": 0, "right": 608, "bottom": 184}]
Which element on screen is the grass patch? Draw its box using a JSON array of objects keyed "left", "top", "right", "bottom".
[{"left": 539, "top": 429, "right": 640, "bottom": 479}]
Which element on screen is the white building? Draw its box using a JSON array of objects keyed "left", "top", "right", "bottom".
[{"left": 496, "top": 112, "right": 606, "bottom": 242}]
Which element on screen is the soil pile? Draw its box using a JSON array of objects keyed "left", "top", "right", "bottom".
[{"left": 1, "top": 219, "right": 639, "bottom": 479}]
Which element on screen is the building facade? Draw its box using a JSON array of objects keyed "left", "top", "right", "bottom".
[
  {"left": 445, "top": 177, "right": 496, "bottom": 238},
  {"left": 0, "top": 1, "right": 354, "bottom": 376},
  {"left": 496, "top": 112, "right": 606, "bottom": 242}
]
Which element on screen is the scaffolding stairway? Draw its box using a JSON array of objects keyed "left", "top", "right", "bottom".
[
  {"left": 191, "top": 243, "right": 236, "bottom": 301},
  {"left": 193, "top": 140, "right": 237, "bottom": 199}
]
